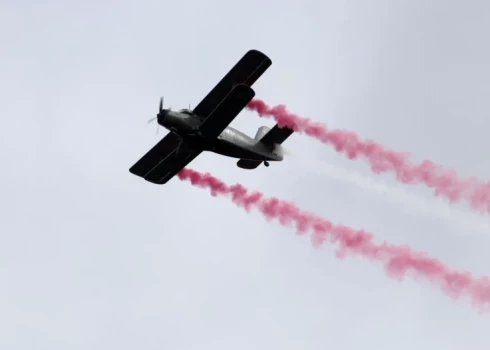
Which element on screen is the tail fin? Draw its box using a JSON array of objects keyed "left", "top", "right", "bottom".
[
  {"left": 254, "top": 126, "right": 271, "bottom": 140},
  {"left": 237, "top": 126, "right": 271, "bottom": 169},
  {"left": 237, "top": 124, "right": 294, "bottom": 170}
]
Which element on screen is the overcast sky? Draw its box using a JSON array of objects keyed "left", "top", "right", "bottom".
[{"left": 2, "top": 0, "right": 490, "bottom": 349}]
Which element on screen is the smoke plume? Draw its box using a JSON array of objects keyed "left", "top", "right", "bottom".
[
  {"left": 283, "top": 147, "right": 490, "bottom": 235},
  {"left": 246, "top": 99, "right": 490, "bottom": 215},
  {"left": 178, "top": 168, "right": 490, "bottom": 311}
]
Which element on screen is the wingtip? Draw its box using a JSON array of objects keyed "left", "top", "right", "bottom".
[
  {"left": 129, "top": 164, "right": 147, "bottom": 178},
  {"left": 233, "top": 83, "right": 255, "bottom": 98},
  {"left": 246, "top": 49, "right": 272, "bottom": 64}
]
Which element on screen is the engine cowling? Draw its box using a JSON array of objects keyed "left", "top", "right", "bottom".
[{"left": 158, "top": 110, "right": 200, "bottom": 134}]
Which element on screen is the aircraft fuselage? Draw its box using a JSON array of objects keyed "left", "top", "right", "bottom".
[{"left": 158, "top": 109, "right": 282, "bottom": 162}]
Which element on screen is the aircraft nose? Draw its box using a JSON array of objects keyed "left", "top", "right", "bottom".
[{"left": 157, "top": 109, "right": 168, "bottom": 124}]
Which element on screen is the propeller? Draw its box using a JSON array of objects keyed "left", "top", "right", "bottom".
[{"left": 148, "top": 97, "right": 167, "bottom": 135}]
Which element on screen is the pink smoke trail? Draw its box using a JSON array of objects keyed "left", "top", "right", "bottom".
[
  {"left": 246, "top": 99, "right": 490, "bottom": 214},
  {"left": 178, "top": 168, "right": 490, "bottom": 311}
]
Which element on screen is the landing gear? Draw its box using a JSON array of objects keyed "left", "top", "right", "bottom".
[{"left": 264, "top": 161, "right": 269, "bottom": 167}]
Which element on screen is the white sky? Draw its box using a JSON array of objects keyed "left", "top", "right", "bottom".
[{"left": 1, "top": 0, "right": 490, "bottom": 349}]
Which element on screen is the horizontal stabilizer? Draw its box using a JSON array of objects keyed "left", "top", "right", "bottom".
[
  {"left": 236, "top": 124, "right": 294, "bottom": 170},
  {"left": 237, "top": 159, "right": 262, "bottom": 169}
]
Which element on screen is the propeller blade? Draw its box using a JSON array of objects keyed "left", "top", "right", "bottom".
[
  {"left": 159, "top": 97, "right": 163, "bottom": 113},
  {"left": 148, "top": 116, "right": 157, "bottom": 124}
]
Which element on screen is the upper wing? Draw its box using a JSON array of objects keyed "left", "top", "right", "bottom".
[
  {"left": 193, "top": 49, "right": 271, "bottom": 119},
  {"left": 198, "top": 84, "right": 255, "bottom": 139},
  {"left": 259, "top": 124, "right": 295, "bottom": 146},
  {"left": 129, "top": 132, "right": 202, "bottom": 185}
]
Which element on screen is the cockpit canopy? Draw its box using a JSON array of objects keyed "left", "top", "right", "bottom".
[{"left": 178, "top": 108, "right": 194, "bottom": 115}]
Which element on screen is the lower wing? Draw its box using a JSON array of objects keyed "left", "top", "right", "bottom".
[
  {"left": 129, "top": 132, "right": 202, "bottom": 185},
  {"left": 144, "top": 144, "right": 202, "bottom": 184}
]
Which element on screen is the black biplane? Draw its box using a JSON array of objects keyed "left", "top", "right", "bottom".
[{"left": 129, "top": 49, "right": 294, "bottom": 185}]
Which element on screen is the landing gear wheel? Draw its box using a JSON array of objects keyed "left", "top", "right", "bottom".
[{"left": 264, "top": 161, "right": 269, "bottom": 167}]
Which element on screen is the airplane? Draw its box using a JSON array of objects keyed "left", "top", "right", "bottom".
[{"left": 129, "top": 49, "right": 294, "bottom": 185}]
